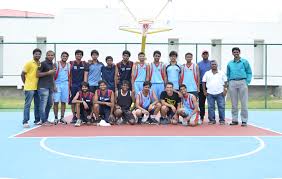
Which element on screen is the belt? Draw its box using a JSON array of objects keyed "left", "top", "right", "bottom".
[{"left": 230, "top": 78, "right": 246, "bottom": 81}]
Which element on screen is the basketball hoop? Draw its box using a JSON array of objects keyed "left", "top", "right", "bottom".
[{"left": 139, "top": 20, "right": 153, "bottom": 34}]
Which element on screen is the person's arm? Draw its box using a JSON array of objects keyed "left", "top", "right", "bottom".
[
  {"left": 151, "top": 90, "right": 159, "bottom": 106},
  {"left": 135, "top": 94, "right": 146, "bottom": 111},
  {"left": 131, "top": 63, "right": 136, "bottom": 93},
  {"left": 72, "top": 92, "right": 82, "bottom": 104},
  {"left": 84, "top": 63, "right": 89, "bottom": 82},
  {"left": 245, "top": 60, "right": 252, "bottom": 85},
  {"left": 223, "top": 73, "right": 228, "bottom": 96},
  {"left": 21, "top": 71, "right": 26, "bottom": 84},
  {"left": 202, "top": 73, "right": 207, "bottom": 96},
  {"left": 196, "top": 64, "right": 200, "bottom": 92},
  {"left": 163, "top": 64, "right": 167, "bottom": 84},
  {"left": 145, "top": 63, "right": 150, "bottom": 81},
  {"left": 109, "top": 91, "right": 115, "bottom": 115},
  {"left": 190, "top": 95, "right": 199, "bottom": 116},
  {"left": 179, "top": 66, "right": 183, "bottom": 85},
  {"left": 37, "top": 63, "right": 55, "bottom": 77},
  {"left": 226, "top": 63, "right": 230, "bottom": 82},
  {"left": 114, "top": 64, "right": 119, "bottom": 91}
]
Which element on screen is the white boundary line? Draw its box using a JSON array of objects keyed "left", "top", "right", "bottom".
[
  {"left": 40, "top": 136, "right": 265, "bottom": 164},
  {"left": 249, "top": 123, "right": 282, "bottom": 135},
  {"left": 8, "top": 125, "right": 41, "bottom": 138}
]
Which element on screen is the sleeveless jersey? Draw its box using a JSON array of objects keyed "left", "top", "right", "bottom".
[
  {"left": 180, "top": 63, "right": 198, "bottom": 92},
  {"left": 133, "top": 63, "right": 147, "bottom": 82},
  {"left": 137, "top": 90, "right": 154, "bottom": 109},
  {"left": 150, "top": 62, "right": 165, "bottom": 83},
  {"left": 117, "top": 90, "right": 132, "bottom": 110}
]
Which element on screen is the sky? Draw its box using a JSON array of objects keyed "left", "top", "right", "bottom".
[{"left": 1, "top": 0, "right": 282, "bottom": 22}]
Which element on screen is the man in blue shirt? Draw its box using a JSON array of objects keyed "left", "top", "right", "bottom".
[
  {"left": 84, "top": 50, "right": 104, "bottom": 93},
  {"left": 102, "top": 56, "right": 115, "bottom": 92},
  {"left": 166, "top": 51, "right": 181, "bottom": 90},
  {"left": 227, "top": 47, "right": 252, "bottom": 127},
  {"left": 197, "top": 50, "right": 211, "bottom": 122}
]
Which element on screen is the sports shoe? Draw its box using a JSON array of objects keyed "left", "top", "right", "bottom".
[
  {"left": 208, "top": 120, "right": 216, "bottom": 125},
  {"left": 241, "top": 122, "right": 247, "bottom": 127},
  {"left": 70, "top": 115, "right": 77, "bottom": 124},
  {"left": 59, "top": 117, "right": 68, "bottom": 124},
  {"left": 116, "top": 118, "right": 123, "bottom": 125},
  {"left": 74, "top": 119, "right": 82, "bottom": 127},
  {"left": 160, "top": 117, "right": 170, "bottom": 125},
  {"left": 137, "top": 117, "right": 143, "bottom": 124},
  {"left": 150, "top": 118, "right": 159, "bottom": 125},
  {"left": 54, "top": 118, "right": 59, "bottom": 125},
  {"left": 23, "top": 123, "right": 30, "bottom": 128},
  {"left": 36, "top": 121, "right": 42, "bottom": 125},
  {"left": 197, "top": 119, "right": 203, "bottom": 125},
  {"left": 230, "top": 121, "right": 239, "bottom": 125},
  {"left": 97, "top": 120, "right": 111, "bottom": 127},
  {"left": 219, "top": 121, "right": 225, "bottom": 125}
]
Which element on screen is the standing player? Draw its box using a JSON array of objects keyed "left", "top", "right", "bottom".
[
  {"left": 69, "top": 50, "right": 86, "bottom": 124},
  {"left": 177, "top": 84, "right": 200, "bottom": 126},
  {"left": 115, "top": 50, "right": 133, "bottom": 91},
  {"left": 72, "top": 82, "right": 94, "bottom": 127},
  {"left": 149, "top": 50, "right": 167, "bottom": 99},
  {"left": 94, "top": 80, "right": 115, "bottom": 124},
  {"left": 114, "top": 80, "right": 136, "bottom": 125},
  {"left": 180, "top": 52, "right": 200, "bottom": 97},
  {"left": 21, "top": 48, "right": 41, "bottom": 128},
  {"left": 131, "top": 52, "right": 149, "bottom": 96},
  {"left": 134, "top": 81, "right": 161, "bottom": 124},
  {"left": 53, "top": 51, "right": 70, "bottom": 124},
  {"left": 166, "top": 51, "right": 181, "bottom": 91},
  {"left": 160, "top": 82, "right": 181, "bottom": 124},
  {"left": 102, "top": 56, "right": 115, "bottom": 92},
  {"left": 84, "top": 50, "right": 104, "bottom": 93}
]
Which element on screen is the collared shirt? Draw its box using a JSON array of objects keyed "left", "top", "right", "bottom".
[
  {"left": 38, "top": 59, "right": 54, "bottom": 89},
  {"left": 202, "top": 70, "right": 227, "bottom": 95},
  {"left": 23, "top": 59, "right": 40, "bottom": 91},
  {"left": 197, "top": 59, "right": 211, "bottom": 84},
  {"left": 227, "top": 58, "right": 252, "bottom": 84}
]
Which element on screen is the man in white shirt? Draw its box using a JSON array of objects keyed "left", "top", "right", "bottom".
[{"left": 202, "top": 60, "right": 227, "bottom": 125}]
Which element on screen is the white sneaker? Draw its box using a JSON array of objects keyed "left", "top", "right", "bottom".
[
  {"left": 74, "top": 119, "right": 82, "bottom": 127},
  {"left": 23, "top": 123, "right": 30, "bottom": 128},
  {"left": 98, "top": 120, "right": 111, "bottom": 127},
  {"left": 197, "top": 119, "right": 202, "bottom": 125}
]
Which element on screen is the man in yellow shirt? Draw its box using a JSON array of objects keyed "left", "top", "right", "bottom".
[{"left": 21, "top": 48, "right": 42, "bottom": 128}]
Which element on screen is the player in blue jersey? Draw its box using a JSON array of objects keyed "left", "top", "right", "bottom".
[
  {"left": 180, "top": 52, "right": 200, "bottom": 98},
  {"left": 176, "top": 84, "right": 199, "bottom": 126},
  {"left": 131, "top": 52, "right": 149, "bottom": 96},
  {"left": 166, "top": 51, "right": 181, "bottom": 90},
  {"left": 149, "top": 50, "right": 167, "bottom": 99}
]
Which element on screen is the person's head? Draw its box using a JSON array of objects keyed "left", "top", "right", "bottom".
[
  {"left": 91, "top": 50, "right": 99, "bottom": 60},
  {"left": 105, "top": 56, "right": 113, "bottom": 66},
  {"left": 165, "top": 82, "right": 174, "bottom": 94},
  {"left": 169, "top": 51, "right": 178, "bottom": 63},
  {"left": 61, "top": 51, "right": 69, "bottom": 62},
  {"left": 179, "top": 84, "right": 187, "bottom": 95},
  {"left": 153, "top": 50, "right": 161, "bottom": 62},
  {"left": 75, "top": 50, "right": 83, "bottom": 60},
  {"left": 122, "top": 50, "right": 131, "bottom": 61},
  {"left": 232, "top": 47, "right": 241, "bottom": 59},
  {"left": 46, "top": 50, "right": 55, "bottom": 61},
  {"left": 121, "top": 80, "right": 130, "bottom": 91},
  {"left": 185, "top": 52, "right": 193, "bottom": 63},
  {"left": 81, "top": 81, "right": 89, "bottom": 93},
  {"left": 210, "top": 60, "right": 218, "bottom": 70},
  {"left": 142, "top": 81, "right": 152, "bottom": 93},
  {"left": 32, "top": 48, "right": 42, "bottom": 60},
  {"left": 138, "top": 52, "right": 146, "bottom": 62},
  {"left": 202, "top": 50, "right": 209, "bottom": 60},
  {"left": 98, "top": 80, "right": 107, "bottom": 91}
]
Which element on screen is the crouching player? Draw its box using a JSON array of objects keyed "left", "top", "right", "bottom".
[
  {"left": 176, "top": 84, "right": 199, "bottom": 126},
  {"left": 72, "top": 82, "right": 94, "bottom": 127},
  {"left": 94, "top": 80, "right": 115, "bottom": 124},
  {"left": 134, "top": 81, "right": 161, "bottom": 124},
  {"left": 114, "top": 80, "right": 136, "bottom": 125}
]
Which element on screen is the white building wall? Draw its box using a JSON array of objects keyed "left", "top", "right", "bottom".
[{"left": 0, "top": 8, "right": 282, "bottom": 87}]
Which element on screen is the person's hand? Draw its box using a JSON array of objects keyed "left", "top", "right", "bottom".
[
  {"left": 223, "top": 88, "right": 227, "bottom": 96},
  {"left": 203, "top": 91, "right": 208, "bottom": 96},
  {"left": 105, "top": 102, "right": 112, "bottom": 107},
  {"left": 142, "top": 109, "right": 149, "bottom": 115},
  {"left": 171, "top": 105, "right": 176, "bottom": 113},
  {"left": 82, "top": 101, "right": 89, "bottom": 109},
  {"left": 48, "top": 69, "right": 56, "bottom": 75}
]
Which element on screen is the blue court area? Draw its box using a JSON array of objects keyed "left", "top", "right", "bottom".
[{"left": 1, "top": 111, "right": 282, "bottom": 179}]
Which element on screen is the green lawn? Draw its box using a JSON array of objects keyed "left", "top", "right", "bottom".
[{"left": 0, "top": 96, "right": 281, "bottom": 109}]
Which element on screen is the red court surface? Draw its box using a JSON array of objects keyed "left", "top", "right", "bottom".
[{"left": 15, "top": 117, "right": 282, "bottom": 137}]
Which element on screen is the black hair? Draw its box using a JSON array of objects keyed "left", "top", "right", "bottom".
[
  {"left": 153, "top": 50, "right": 161, "bottom": 56},
  {"left": 143, "top": 81, "right": 152, "bottom": 87},
  {"left": 91, "top": 49, "right": 99, "bottom": 56},
  {"left": 138, "top": 52, "right": 145, "bottom": 56},
  {"left": 75, "top": 49, "right": 84, "bottom": 56},
  {"left": 81, "top": 81, "right": 89, "bottom": 88},
  {"left": 98, "top": 80, "right": 108, "bottom": 86},
  {"left": 122, "top": 80, "right": 130, "bottom": 86},
  {"left": 232, "top": 47, "right": 240, "bottom": 52},
  {"left": 179, "top": 84, "right": 186, "bottom": 90},
  {"left": 61, "top": 51, "right": 69, "bottom": 57},
  {"left": 165, "top": 82, "right": 174, "bottom": 87},
  {"left": 185, "top": 52, "right": 193, "bottom": 57},
  {"left": 169, "top": 51, "right": 178, "bottom": 57},
  {"left": 122, "top": 50, "right": 131, "bottom": 57},
  {"left": 105, "top": 56, "right": 113, "bottom": 62},
  {"left": 33, "top": 48, "right": 42, "bottom": 55}
]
